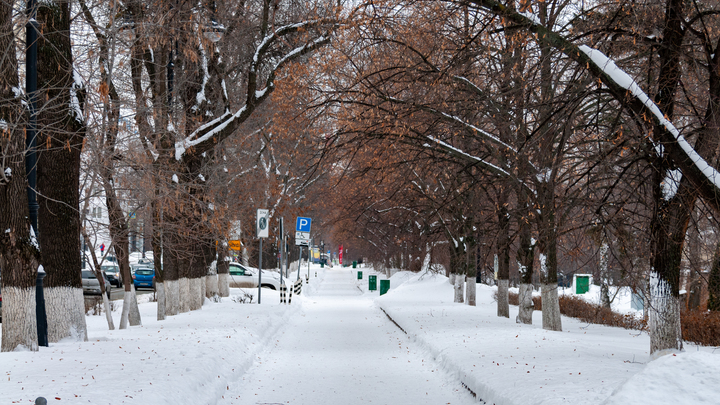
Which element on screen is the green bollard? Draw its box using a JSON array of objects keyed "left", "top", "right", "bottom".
[
  {"left": 369, "top": 275, "right": 377, "bottom": 291},
  {"left": 380, "top": 279, "right": 390, "bottom": 295}
]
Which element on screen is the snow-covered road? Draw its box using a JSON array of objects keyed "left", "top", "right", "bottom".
[{"left": 221, "top": 268, "right": 476, "bottom": 405}]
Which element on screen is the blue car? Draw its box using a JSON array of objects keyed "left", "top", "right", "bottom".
[{"left": 133, "top": 268, "right": 155, "bottom": 289}]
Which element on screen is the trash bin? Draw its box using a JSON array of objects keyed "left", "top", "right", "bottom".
[
  {"left": 352, "top": 261, "right": 357, "bottom": 269},
  {"left": 321, "top": 262, "right": 324, "bottom": 268},
  {"left": 357, "top": 271, "right": 363, "bottom": 280},
  {"left": 575, "top": 275, "right": 590, "bottom": 294},
  {"left": 369, "top": 275, "right": 377, "bottom": 291},
  {"left": 380, "top": 279, "right": 390, "bottom": 295}
]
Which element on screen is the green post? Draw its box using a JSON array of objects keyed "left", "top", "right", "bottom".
[
  {"left": 357, "top": 271, "right": 363, "bottom": 280},
  {"left": 379, "top": 279, "right": 390, "bottom": 295},
  {"left": 369, "top": 275, "right": 377, "bottom": 291}
]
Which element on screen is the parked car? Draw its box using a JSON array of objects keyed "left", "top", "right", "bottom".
[
  {"left": 81, "top": 270, "right": 111, "bottom": 296},
  {"left": 130, "top": 262, "right": 153, "bottom": 275},
  {"left": 133, "top": 268, "right": 155, "bottom": 289},
  {"left": 101, "top": 264, "right": 122, "bottom": 287},
  {"left": 228, "top": 263, "right": 281, "bottom": 290}
]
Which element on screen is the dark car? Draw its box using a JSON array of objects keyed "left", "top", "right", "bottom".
[
  {"left": 133, "top": 268, "right": 155, "bottom": 289},
  {"left": 101, "top": 264, "right": 122, "bottom": 287}
]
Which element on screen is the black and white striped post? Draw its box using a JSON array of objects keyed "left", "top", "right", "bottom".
[{"left": 280, "top": 282, "right": 287, "bottom": 304}]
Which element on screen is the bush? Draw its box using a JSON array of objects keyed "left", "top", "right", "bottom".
[
  {"left": 501, "top": 290, "right": 720, "bottom": 346},
  {"left": 504, "top": 291, "right": 645, "bottom": 330},
  {"left": 681, "top": 310, "right": 720, "bottom": 346}
]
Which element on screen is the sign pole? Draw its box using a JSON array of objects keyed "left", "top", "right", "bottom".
[
  {"left": 297, "top": 245, "right": 302, "bottom": 281},
  {"left": 258, "top": 238, "right": 262, "bottom": 304}
]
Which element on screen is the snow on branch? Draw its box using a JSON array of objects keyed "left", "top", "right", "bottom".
[
  {"left": 174, "top": 20, "right": 332, "bottom": 161},
  {"left": 579, "top": 45, "right": 720, "bottom": 192},
  {"left": 471, "top": 0, "right": 720, "bottom": 207}
]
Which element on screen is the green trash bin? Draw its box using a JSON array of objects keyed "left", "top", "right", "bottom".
[
  {"left": 352, "top": 261, "right": 357, "bottom": 269},
  {"left": 380, "top": 279, "right": 390, "bottom": 295},
  {"left": 575, "top": 275, "right": 590, "bottom": 294},
  {"left": 321, "top": 262, "right": 324, "bottom": 268},
  {"left": 357, "top": 271, "right": 363, "bottom": 280},
  {"left": 369, "top": 275, "right": 377, "bottom": 291}
]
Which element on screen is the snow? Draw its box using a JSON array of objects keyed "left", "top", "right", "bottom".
[
  {"left": 579, "top": 45, "right": 720, "bottom": 192},
  {"left": 69, "top": 70, "right": 84, "bottom": 124},
  {"left": 0, "top": 119, "right": 7, "bottom": 130},
  {"left": 661, "top": 168, "right": 682, "bottom": 200},
  {"left": 4, "top": 167, "right": 11, "bottom": 178},
  {"left": 172, "top": 174, "right": 178, "bottom": 183},
  {"left": 1, "top": 265, "right": 718, "bottom": 404}
]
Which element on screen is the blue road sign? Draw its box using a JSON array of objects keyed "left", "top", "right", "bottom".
[{"left": 296, "top": 217, "right": 312, "bottom": 232}]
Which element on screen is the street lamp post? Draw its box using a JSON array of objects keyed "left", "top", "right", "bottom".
[{"left": 26, "top": 0, "right": 47, "bottom": 348}]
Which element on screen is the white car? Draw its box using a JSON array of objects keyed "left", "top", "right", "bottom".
[{"left": 228, "top": 263, "right": 281, "bottom": 290}]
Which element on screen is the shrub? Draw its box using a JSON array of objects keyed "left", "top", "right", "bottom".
[
  {"left": 681, "top": 310, "right": 720, "bottom": 346},
  {"left": 503, "top": 291, "right": 644, "bottom": 330}
]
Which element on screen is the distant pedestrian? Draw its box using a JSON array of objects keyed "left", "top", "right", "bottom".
[{"left": 100, "top": 243, "right": 105, "bottom": 254}]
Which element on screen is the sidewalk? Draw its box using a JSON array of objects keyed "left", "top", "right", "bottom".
[{"left": 369, "top": 270, "right": 720, "bottom": 405}]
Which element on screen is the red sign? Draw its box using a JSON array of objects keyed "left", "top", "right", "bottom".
[{"left": 339, "top": 245, "right": 343, "bottom": 265}]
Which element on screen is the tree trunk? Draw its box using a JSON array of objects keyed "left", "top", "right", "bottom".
[
  {"left": 36, "top": 1, "right": 87, "bottom": 343},
  {"left": 516, "top": 213, "right": 534, "bottom": 325},
  {"left": 517, "top": 283, "right": 534, "bottom": 325},
  {"left": 217, "top": 242, "right": 230, "bottom": 297},
  {"left": 708, "top": 243, "right": 720, "bottom": 311},
  {"left": 0, "top": 0, "right": 40, "bottom": 352},
  {"left": 599, "top": 241, "right": 611, "bottom": 309},
  {"left": 454, "top": 274, "right": 464, "bottom": 303},
  {"left": 156, "top": 282, "right": 166, "bottom": 321},
  {"left": 465, "top": 276, "right": 476, "bottom": 306},
  {"left": 497, "top": 202, "right": 511, "bottom": 318}
]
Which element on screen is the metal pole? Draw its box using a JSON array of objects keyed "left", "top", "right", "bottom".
[
  {"left": 307, "top": 241, "right": 311, "bottom": 280},
  {"left": 258, "top": 238, "right": 262, "bottom": 304},
  {"left": 36, "top": 268, "right": 48, "bottom": 347},
  {"left": 296, "top": 245, "right": 301, "bottom": 281}
]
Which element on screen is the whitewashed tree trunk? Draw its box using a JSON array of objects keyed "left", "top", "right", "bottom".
[
  {"left": 517, "top": 283, "right": 534, "bottom": 324},
  {"left": 497, "top": 279, "right": 510, "bottom": 318},
  {"left": 156, "top": 282, "right": 166, "bottom": 321},
  {"left": 649, "top": 272, "right": 683, "bottom": 356},
  {"left": 200, "top": 277, "right": 207, "bottom": 303},
  {"left": 119, "top": 285, "right": 141, "bottom": 329},
  {"left": 128, "top": 285, "right": 142, "bottom": 326},
  {"left": 1, "top": 287, "right": 38, "bottom": 352},
  {"left": 453, "top": 275, "right": 464, "bottom": 303},
  {"left": 421, "top": 244, "right": 431, "bottom": 272},
  {"left": 242, "top": 246, "right": 250, "bottom": 267},
  {"left": 218, "top": 273, "right": 230, "bottom": 297},
  {"left": 449, "top": 273, "right": 456, "bottom": 286},
  {"left": 166, "top": 279, "right": 179, "bottom": 315},
  {"left": 101, "top": 292, "right": 115, "bottom": 330},
  {"left": 179, "top": 277, "right": 190, "bottom": 313},
  {"left": 599, "top": 241, "right": 611, "bottom": 309},
  {"left": 45, "top": 287, "right": 88, "bottom": 342},
  {"left": 541, "top": 284, "right": 562, "bottom": 331},
  {"left": 189, "top": 278, "right": 202, "bottom": 311},
  {"left": 465, "top": 276, "right": 476, "bottom": 306},
  {"left": 206, "top": 274, "right": 218, "bottom": 297}
]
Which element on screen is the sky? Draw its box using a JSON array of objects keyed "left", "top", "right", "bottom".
[{"left": 0, "top": 263, "right": 718, "bottom": 404}]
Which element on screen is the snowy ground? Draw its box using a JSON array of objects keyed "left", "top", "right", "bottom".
[{"left": 0, "top": 264, "right": 718, "bottom": 404}]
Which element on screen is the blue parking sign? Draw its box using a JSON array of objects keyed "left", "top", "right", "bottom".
[{"left": 296, "top": 217, "right": 312, "bottom": 232}]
